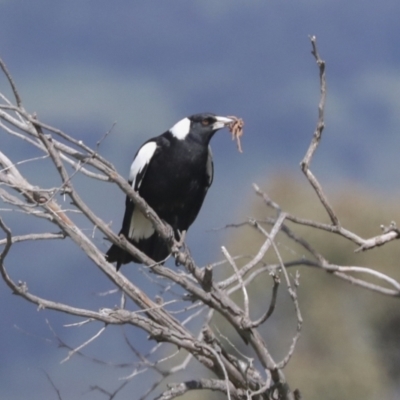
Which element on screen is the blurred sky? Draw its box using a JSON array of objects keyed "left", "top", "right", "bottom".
[{"left": 1, "top": 1, "right": 400, "bottom": 399}]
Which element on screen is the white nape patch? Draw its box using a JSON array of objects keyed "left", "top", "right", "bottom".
[
  {"left": 206, "top": 146, "right": 214, "bottom": 186},
  {"left": 129, "top": 141, "right": 157, "bottom": 189},
  {"left": 129, "top": 208, "right": 155, "bottom": 240},
  {"left": 170, "top": 117, "right": 191, "bottom": 140}
]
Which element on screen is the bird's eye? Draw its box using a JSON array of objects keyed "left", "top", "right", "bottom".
[{"left": 202, "top": 119, "right": 211, "bottom": 126}]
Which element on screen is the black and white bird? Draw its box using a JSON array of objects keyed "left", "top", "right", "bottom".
[{"left": 106, "top": 113, "right": 233, "bottom": 270}]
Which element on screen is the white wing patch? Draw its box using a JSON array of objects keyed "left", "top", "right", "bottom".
[
  {"left": 170, "top": 117, "right": 191, "bottom": 140},
  {"left": 127, "top": 141, "right": 157, "bottom": 240},
  {"left": 128, "top": 208, "right": 154, "bottom": 240},
  {"left": 206, "top": 146, "right": 214, "bottom": 186},
  {"left": 129, "top": 141, "right": 157, "bottom": 189}
]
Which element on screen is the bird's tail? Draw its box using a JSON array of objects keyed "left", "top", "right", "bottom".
[
  {"left": 105, "top": 234, "right": 171, "bottom": 270},
  {"left": 105, "top": 243, "right": 131, "bottom": 271}
]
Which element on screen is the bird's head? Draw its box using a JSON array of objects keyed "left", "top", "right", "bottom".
[{"left": 169, "top": 113, "right": 233, "bottom": 143}]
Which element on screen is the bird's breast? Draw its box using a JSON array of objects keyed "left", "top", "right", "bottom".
[{"left": 139, "top": 145, "right": 209, "bottom": 210}]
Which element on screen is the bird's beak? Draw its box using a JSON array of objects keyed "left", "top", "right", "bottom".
[{"left": 212, "top": 116, "right": 233, "bottom": 130}]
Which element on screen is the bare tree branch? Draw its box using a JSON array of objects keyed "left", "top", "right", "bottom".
[
  {"left": 300, "top": 36, "right": 338, "bottom": 226},
  {"left": 2, "top": 36, "right": 399, "bottom": 400}
]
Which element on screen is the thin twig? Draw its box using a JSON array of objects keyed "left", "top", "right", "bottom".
[
  {"left": 43, "top": 370, "right": 63, "bottom": 400},
  {"left": 60, "top": 325, "right": 107, "bottom": 364},
  {"left": 221, "top": 246, "right": 250, "bottom": 317},
  {"left": 0, "top": 57, "right": 22, "bottom": 107},
  {"left": 219, "top": 212, "right": 287, "bottom": 289},
  {"left": 300, "top": 36, "right": 339, "bottom": 226},
  {"left": 253, "top": 222, "right": 302, "bottom": 369},
  {"left": 0, "top": 232, "right": 65, "bottom": 246},
  {"left": 247, "top": 273, "right": 280, "bottom": 328}
]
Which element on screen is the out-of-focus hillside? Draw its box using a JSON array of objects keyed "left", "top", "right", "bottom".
[{"left": 221, "top": 174, "right": 400, "bottom": 400}]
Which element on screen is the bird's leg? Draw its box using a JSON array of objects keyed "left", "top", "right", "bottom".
[
  {"left": 176, "top": 230, "right": 187, "bottom": 247},
  {"left": 174, "top": 230, "right": 187, "bottom": 267}
]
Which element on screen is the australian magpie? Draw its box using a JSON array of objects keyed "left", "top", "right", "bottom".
[{"left": 106, "top": 113, "right": 233, "bottom": 269}]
